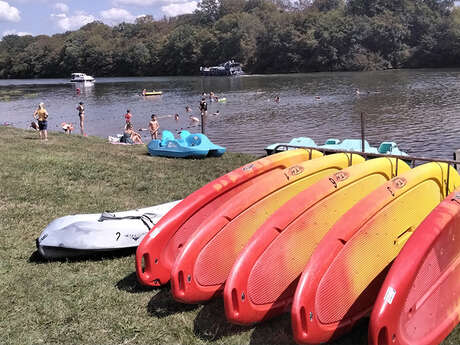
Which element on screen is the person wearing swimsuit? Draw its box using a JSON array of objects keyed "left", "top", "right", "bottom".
[{"left": 76, "top": 102, "right": 86, "bottom": 136}]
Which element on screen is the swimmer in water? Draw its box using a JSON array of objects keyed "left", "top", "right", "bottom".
[
  {"left": 185, "top": 105, "right": 192, "bottom": 112},
  {"left": 274, "top": 96, "right": 280, "bottom": 103},
  {"left": 174, "top": 113, "right": 179, "bottom": 121},
  {"left": 190, "top": 115, "right": 200, "bottom": 123}
]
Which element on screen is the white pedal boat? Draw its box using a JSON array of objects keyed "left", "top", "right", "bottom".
[{"left": 36, "top": 200, "right": 181, "bottom": 259}]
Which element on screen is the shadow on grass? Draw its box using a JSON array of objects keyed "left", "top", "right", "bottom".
[
  {"left": 249, "top": 313, "right": 295, "bottom": 345},
  {"left": 116, "top": 271, "right": 156, "bottom": 293},
  {"left": 326, "top": 318, "right": 369, "bottom": 345},
  {"left": 24, "top": 135, "right": 40, "bottom": 140},
  {"left": 28, "top": 247, "right": 135, "bottom": 264},
  {"left": 249, "top": 313, "right": 368, "bottom": 345},
  {"left": 147, "top": 285, "right": 199, "bottom": 318},
  {"left": 193, "top": 298, "right": 250, "bottom": 341}
]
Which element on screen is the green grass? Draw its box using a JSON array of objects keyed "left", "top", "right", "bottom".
[{"left": 0, "top": 126, "right": 458, "bottom": 345}]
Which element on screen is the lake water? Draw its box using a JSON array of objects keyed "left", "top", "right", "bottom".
[{"left": 1, "top": 70, "right": 460, "bottom": 158}]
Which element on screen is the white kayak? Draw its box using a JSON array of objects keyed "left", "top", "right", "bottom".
[{"left": 36, "top": 200, "right": 181, "bottom": 259}]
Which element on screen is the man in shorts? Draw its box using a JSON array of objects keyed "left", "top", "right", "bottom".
[{"left": 33, "top": 102, "right": 49, "bottom": 141}]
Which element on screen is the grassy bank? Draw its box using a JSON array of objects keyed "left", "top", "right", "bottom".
[{"left": 0, "top": 127, "right": 457, "bottom": 345}]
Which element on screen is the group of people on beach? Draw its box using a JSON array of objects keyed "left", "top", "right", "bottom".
[
  {"left": 32, "top": 101, "right": 85, "bottom": 141},
  {"left": 30, "top": 90, "right": 222, "bottom": 143},
  {"left": 119, "top": 109, "right": 161, "bottom": 144}
]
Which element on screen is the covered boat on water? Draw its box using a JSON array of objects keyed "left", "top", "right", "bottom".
[{"left": 200, "top": 60, "right": 244, "bottom": 76}]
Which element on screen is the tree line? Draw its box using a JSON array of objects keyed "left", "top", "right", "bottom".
[{"left": 1, "top": 0, "right": 459, "bottom": 78}]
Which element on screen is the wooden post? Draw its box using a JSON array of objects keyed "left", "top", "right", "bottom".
[
  {"left": 360, "top": 112, "right": 365, "bottom": 153},
  {"left": 201, "top": 112, "right": 206, "bottom": 134},
  {"left": 455, "top": 149, "right": 460, "bottom": 172}
]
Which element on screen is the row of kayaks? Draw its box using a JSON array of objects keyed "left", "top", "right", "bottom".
[
  {"left": 265, "top": 137, "right": 408, "bottom": 156},
  {"left": 147, "top": 130, "right": 226, "bottom": 158},
  {"left": 36, "top": 148, "right": 459, "bottom": 344},
  {"left": 135, "top": 149, "right": 459, "bottom": 345}
]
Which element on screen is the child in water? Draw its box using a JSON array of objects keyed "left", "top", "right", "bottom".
[{"left": 189, "top": 115, "right": 200, "bottom": 123}]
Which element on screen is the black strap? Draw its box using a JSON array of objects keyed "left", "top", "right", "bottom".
[{"left": 98, "top": 212, "right": 159, "bottom": 230}]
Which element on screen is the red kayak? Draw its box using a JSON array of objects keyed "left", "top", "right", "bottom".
[
  {"left": 290, "top": 162, "right": 460, "bottom": 344},
  {"left": 369, "top": 188, "right": 460, "bottom": 345},
  {"left": 135, "top": 149, "right": 322, "bottom": 286},
  {"left": 223, "top": 157, "right": 409, "bottom": 325},
  {"left": 170, "top": 153, "right": 363, "bottom": 303}
]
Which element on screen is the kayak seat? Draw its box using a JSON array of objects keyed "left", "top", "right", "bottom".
[
  {"left": 180, "top": 130, "right": 191, "bottom": 140},
  {"left": 160, "top": 130, "right": 175, "bottom": 147},
  {"left": 378, "top": 142, "right": 394, "bottom": 154},
  {"left": 186, "top": 135, "right": 202, "bottom": 147},
  {"left": 325, "top": 138, "right": 340, "bottom": 145}
]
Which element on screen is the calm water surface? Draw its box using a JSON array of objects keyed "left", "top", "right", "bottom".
[{"left": 1, "top": 70, "right": 460, "bottom": 158}]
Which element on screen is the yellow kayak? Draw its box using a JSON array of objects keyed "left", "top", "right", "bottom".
[{"left": 143, "top": 91, "right": 162, "bottom": 96}]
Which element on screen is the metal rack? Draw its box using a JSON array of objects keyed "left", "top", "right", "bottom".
[{"left": 271, "top": 144, "right": 460, "bottom": 196}]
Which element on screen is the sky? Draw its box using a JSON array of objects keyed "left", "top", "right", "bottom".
[
  {"left": 2, "top": 1, "right": 460, "bottom": 38},
  {"left": 0, "top": 0, "right": 199, "bottom": 37}
]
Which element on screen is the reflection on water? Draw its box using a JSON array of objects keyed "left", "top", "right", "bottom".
[{"left": 1, "top": 69, "right": 460, "bottom": 158}]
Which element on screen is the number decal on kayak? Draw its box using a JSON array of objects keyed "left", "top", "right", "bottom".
[
  {"left": 328, "top": 171, "right": 349, "bottom": 188},
  {"left": 242, "top": 164, "right": 254, "bottom": 172},
  {"left": 392, "top": 177, "right": 407, "bottom": 189},
  {"left": 333, "top": 171, "right": 349, "bottom": 182},
  {"left": 285, "top": 165, "right": 304, "bottom": 180},
  {"left": 329, "top": 177, "right": 338, "bottom": 188},
  {"left": 116, "top": 232, "right": 121, "bottom": 241},
  {"left": 453, "top": 193, "right": 460, "bottom": 204}
]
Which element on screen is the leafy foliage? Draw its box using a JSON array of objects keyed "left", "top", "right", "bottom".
[{"left": 0, "top": 0, "right": 459, "bottom": 78}]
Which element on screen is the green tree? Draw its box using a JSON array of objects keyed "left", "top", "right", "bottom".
[
  {"left": 196, "top": 0, "right": 220, "bottom": 24},
  {"left": 214, "top": 13, "right": 264, "bottom": 69},
  {"left": 161, "top": 25, "right": 203, "bottom": 75}
]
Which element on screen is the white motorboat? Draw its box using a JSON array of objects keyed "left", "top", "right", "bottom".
[
  {"left": 36, "top": 200, "right": 181, "bottom": 259},
  {"left": 70, "top": 73, "right": 95, "bottom": 82}
]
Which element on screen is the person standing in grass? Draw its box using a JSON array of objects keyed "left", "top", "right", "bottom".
[
  {"left": 76, "top": 101, "right": 86, "bottom": 136},
  {"left": 33, "top": 102, "right": 49, "bottom": 141},
  {"left": 149, "top": 114, "right": 160, "bottom": 140}
]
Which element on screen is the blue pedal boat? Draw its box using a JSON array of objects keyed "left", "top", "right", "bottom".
[
  {"left": 147, "top": 130, "right": 226, "bottom": 158},
  {"left": 321, "top": 139, "right": 379, "bottom": 153},
  {"left": 377, "top": 141, "right": 408, "bottom": 156},
  {"left": 265, "top": 137, "right": 407, "bottom": 157},
  {"left": 265, "top": 137, "right": 317, "bottom": 155}
]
